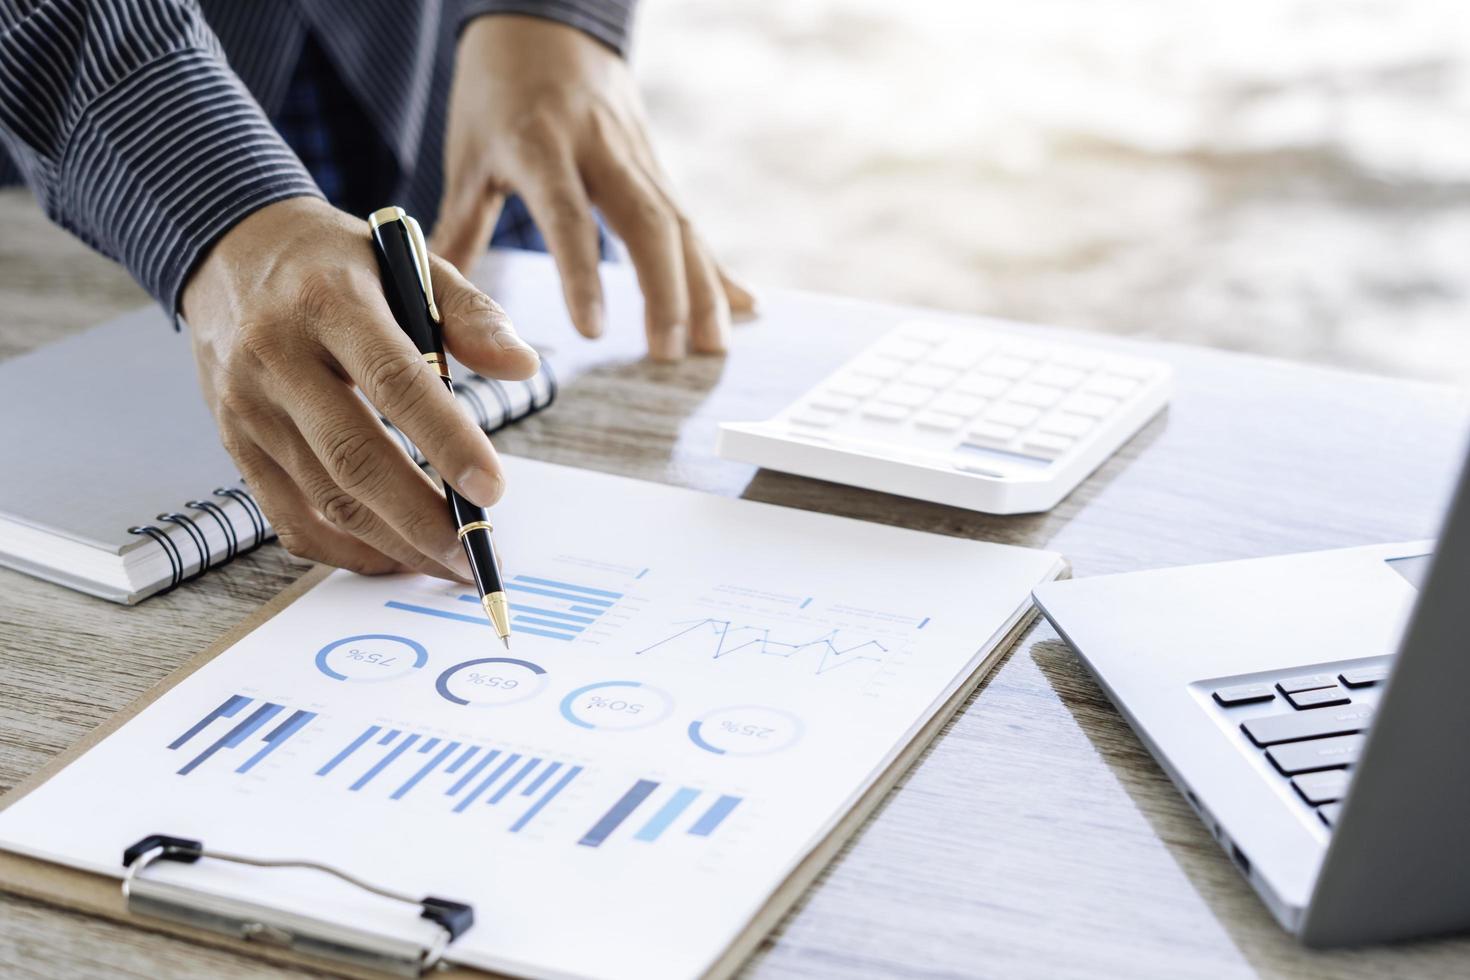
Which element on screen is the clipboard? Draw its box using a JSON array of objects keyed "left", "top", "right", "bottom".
[{"left": 0, "top": 562, "right": 1061, "bottom": 978}]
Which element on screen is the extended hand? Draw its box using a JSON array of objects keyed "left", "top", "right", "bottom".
[
  {"left": 432, "top": 16, "right": 755, "bottom": 362},
  {"left": 182, "top": 197, "right": 540, "bottom": 578}
]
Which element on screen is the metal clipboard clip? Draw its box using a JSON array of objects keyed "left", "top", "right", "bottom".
[{"left": 121, "top": 834, "right": 474, "bottom": 977}]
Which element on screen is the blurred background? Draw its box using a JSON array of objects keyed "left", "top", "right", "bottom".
[{"left": 635, "top": 0, "right": 1470, "bottom": 382}]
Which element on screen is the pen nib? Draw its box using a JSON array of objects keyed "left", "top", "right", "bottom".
[{"left": 500, "top": 635, "right": 511, "bottom": 650}]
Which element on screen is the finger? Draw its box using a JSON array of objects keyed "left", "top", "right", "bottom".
[
  {"left": 582, "top": 146, "right": 689, "bottom": 361},
  {"left": 431, "top": 181, "right": 506, "bottom": 275},
  {"left": 226, "top": 427, "right": 408, "bottom": 576},
  {"left": 513, "top": 139, "right": 605, "bottom": 340},
  {"left": 681, "top": 228, "right": 730, "bottom": 355},
  {"left": 718, "top": 264, "right": 759, "bottom": 319},
  {"left": 316, "top": 289, "right": 506, "bottom": 508},
  {"left": 257, "top": 347, "right": 488, "bottom": 571},
  {"left": 431, "top": 255, "right": 540, "bottom": 381},
  {"left": 241, "top": 405, "right": 471, "bottom": 582}
]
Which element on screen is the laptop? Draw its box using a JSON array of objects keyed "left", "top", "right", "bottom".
[{"left": 1031, "top": 441, "right": 1470, "bottom": 947}]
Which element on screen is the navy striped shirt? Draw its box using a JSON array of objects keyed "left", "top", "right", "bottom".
[{"left": 0, "top": 0, "right": 635, "bottom": 311}]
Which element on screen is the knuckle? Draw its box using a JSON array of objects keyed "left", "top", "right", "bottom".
[
  {"left": 630, "top": 195, "right": 674, "bottom": 238},
  {"left": 293, "top": 268, "right": 343, "bottom": 324},
  {"left": 234, "top": 318, "right": 290, "bottom": 372},
  {"left": 321, "top": 427, "right": 388, "bottom": 498},
  {"left": 363, "top": 350, "right": 428, "bottom": 413},
  {"left": 318, "top": 486, "right": 372, "bottom": 534},
  {"left": 272, "top": 522, "right": 322, "bottom": 563}
]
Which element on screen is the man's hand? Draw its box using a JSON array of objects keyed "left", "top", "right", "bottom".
[
  {"left": 432, "top": 15, "right": 755, "bottom": 362},
  {"left": 182, "top": 197, "right": 540, "bottom": 578}
]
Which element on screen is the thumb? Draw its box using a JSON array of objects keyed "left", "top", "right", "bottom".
[
  {"left": 431, "top": 254, "right": 541, "bottom": 381},
  {"left": 430, "top": 185, "right": 505, "bottom": 275}
]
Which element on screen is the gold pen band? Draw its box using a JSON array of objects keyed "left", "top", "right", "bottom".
[
  {"left": 482, "top": 592, "right": 511, "bottom": 639},
  {"left": 456, "top": 520, "right": 494, "bottom": 539}
]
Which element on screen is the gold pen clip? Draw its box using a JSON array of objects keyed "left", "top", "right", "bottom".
[{"left": 368, "top": 206, "right": 441, "bottom": 325}]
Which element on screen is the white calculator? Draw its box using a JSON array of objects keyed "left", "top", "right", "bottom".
[{"left": 717, "top": 320, "right": 1172, "bottom": 514}]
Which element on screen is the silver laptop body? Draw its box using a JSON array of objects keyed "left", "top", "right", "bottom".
[{"left": 1032, "top": 447, "right": 1470, "bottom": 946}]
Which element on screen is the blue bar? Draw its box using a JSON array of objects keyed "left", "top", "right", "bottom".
[
  {"left": 506, "top": 584, "right": 614, "bottom": 607},
  {"left": 513, "top": 576, "right": 623, "bottom": 599},
  {"left": 689, "top": 794, "right": 742, "bottom": 837},
  {"left": 445, "top": 745, "right": 479, "bottom": 774},
  {"left": 453, "top": 753, "right": 521, "bottom": 812},
  {"left": 521, "top": 761, "right": 562, "bottom": 796},
  {"left": 636, "top": 568, "right": 649, "bottom": 579},
  {"left": 350, "top": 734, "right": 419, "bottom": 791},
  {"left": 569, "top": 605, "right": 606, "bottom": 615},
  {"left": 391, "top": 740, "right": 461, "bottom": 800},
  {"left": 385, "top": 600, "right": 487, "bottom": 626},
  {"left": 578, "top": 779, "right": 659, "bottom": 847},
  {"left": 516, "top": 626, "right": 575, "bottom": 642},
  {"left": 447, "top": 749, "right": 501, "bottom": 796},
  {"left": 418, "top": 737, "right": 441, "bottom": 753},
  {"left": 635, "top": 787, "right": 700, "bottom": 842},
  {"left": 918, "top": 616, "right": 930, "bottom": 630},
  {"left": 378, "top": 729, "right": 400, "bottom": 745},
  {"left": 177, "top": 702, "right": 282, "bottom": 775},
  {"left": 169, "top": 694, "right": 250, "bottom": 749},
  {"left": 236, "top": 709, "right": 315, "bottom": 773},
  {"left": 500, "top": 604, "right": 596, "bottom": 624},
  {"left": 510, "top": 765, "right": 582, "bottom": 833},
  {"left": 514, "top": 616, "right": 584, "bottom": 633},
  {"left": 488, "top": 757, "right": 540, "bottom": 804},
  {"left": 318, "top": 726, "right": 380, "bottom": 776},
  {"left": 800, "top": 597, "right": 813, "bottom": 609}
]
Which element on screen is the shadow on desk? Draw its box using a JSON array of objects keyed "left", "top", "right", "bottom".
[{"left": 1030, "top": 637, "right": 1470, "bottom": 978}]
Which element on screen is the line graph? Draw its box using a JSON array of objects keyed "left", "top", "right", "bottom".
[{"left": 635, "top": 619, "right": 888, "bottom": 675}]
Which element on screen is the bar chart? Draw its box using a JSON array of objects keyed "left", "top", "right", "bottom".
[
  {"left": 168, "top": 694, "right": 317, "bottom": 776},
  {"left": 503, "top": 574, "right": 624, "bottom": 642},
  {"left": 578, "top": 778, "right": 743, "bottom": 848},
  {"left": 315, "top": 724, "right": 582, "bottom": 833}
]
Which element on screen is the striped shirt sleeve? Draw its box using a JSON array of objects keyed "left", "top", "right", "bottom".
[
  {"left": 459, "top": 0, "right": 637, "bottom": 55},
  {"left": 0, "top": 0, "right": 322, "bottom": 312}
]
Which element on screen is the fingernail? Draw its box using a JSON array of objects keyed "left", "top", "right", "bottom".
[
  {"left": 580, "top": 299, "right": 604, "bottom": 339},
  {"left": 458, "top": 467, "right": 504, "bottom": 507},
  {"left": 651, "top": 324, "right": 687, "bottom": 362},
  {"left": 492, "top": 327, "right": 538, "bottom": 357}
]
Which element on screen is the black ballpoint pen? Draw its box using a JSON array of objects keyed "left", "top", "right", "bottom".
[{"left": 368, "top": 205, "right": 513, "bottom": 647}]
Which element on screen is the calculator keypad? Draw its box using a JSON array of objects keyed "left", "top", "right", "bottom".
[{"left": 782, "top": 321, "right": 1166, "bottom": 468}]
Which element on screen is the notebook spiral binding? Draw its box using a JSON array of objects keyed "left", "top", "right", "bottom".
[
  {"left": 122, "top": 363, "right": 555, "bottom": 597},
  {"left": 127, "top": 486, "right": 271, "bottom": 596}
]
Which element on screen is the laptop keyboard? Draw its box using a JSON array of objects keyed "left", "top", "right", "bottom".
[{"left": 1206, "top": 658, "right": 1390, "bottom": 830}]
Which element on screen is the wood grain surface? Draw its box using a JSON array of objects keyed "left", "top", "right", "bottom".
[{"left": 2, "top": 186, "right": 1468, "bottom": 978}]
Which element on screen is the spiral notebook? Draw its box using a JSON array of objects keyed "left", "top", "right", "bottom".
[{"left": 0, "top": 307, "right": 556, "bottom": 605}]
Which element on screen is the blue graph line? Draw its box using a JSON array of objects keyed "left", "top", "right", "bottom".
[
  {"left": 318, "top": 726, "right": 380, "bottom": 775},
  {"left": 515, "top": 615, "right": 585, "bottom": 633},
  {"left": 510, "top": 765, "right": 582, "bottom": 833},
  {"left": 516, "top": 626, "right": 575, "bottom": 641},
  {"left": 454, "top": 753, "right": 521, "bottom": 812},
  {"left": 506, "top": 584, "right": 615, "bottom": 606},
  {"left": 689, "top": 794, "right": 742, "bottom": 836},
  {"left": 350, "top": 734, "right": 419, "bottom": 791},
  {"left": 512, "top": 576, "right": 624, "bottom": 599},
  {"left": 636, "top": 620, "right": 888, "bottom": 675},
  {"left": 488, "top": 757, "right": 541, "bottom": 804},
  {"left": 236, "top": 709, "right": 315, "bottom": 773},
  {"left": 521, "top": 760, "right": 562, "bottom": 796},
  {"left": 385, "top": 600, "right": 488, "bottom": 626},
  {"left": 446, "top": 749, "right": 501, "bottom": 796},
  {"left": 391, "top": 740, "right": 461, "bottom": 800},
  {"left": 569, "top": 605, "right": 606, "bottom": 615},
  {"left": 445, "top": 745, "right": 480, "bottom": 774},
  {"left": 636, "top": 787, "right": 700, "bottom": 842},
  {"left": 169, "top": 694, "right": 249, "bottom": 749},
  {"left": 177, "top": 702, "right": 282, "bottom": 775}
]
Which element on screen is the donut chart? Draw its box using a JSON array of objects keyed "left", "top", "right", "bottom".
[
  {"left": 435, "top": 657, "right": 548, "bottom": 706},
  {"left": 687, "top": 705, "right": 804, "bottom": 756},
  {"left": 314, "top": 634, "right": 428, "bottom": 683},
  {"left": 559, "top": 680, "right": 674, "bottom": 731}
]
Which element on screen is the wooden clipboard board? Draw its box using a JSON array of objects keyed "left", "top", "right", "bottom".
[{"left": 0, "top": 560, "right": 1065, "bottom": 978}]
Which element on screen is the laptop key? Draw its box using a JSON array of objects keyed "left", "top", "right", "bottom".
[
  {"left": 1285, "top": 686, "right": 1351, "bottom": 710},
  {"left": 1267, "top": 734, "right": 1364, "bottom": 775},
  {"left": 1276, "top": 673, "right": 1339, "bottom": 694},
  {"left": 1212, "top": 683, "right": 1275, "bottom": 706},
  {"left": 1339, "top": 664, "right": 1389, "bottom": 688},
  {"left": 1292, "top": 769, "right": 1350, "bottom": 805},
  {"left": 1241, "top": 704, "right": 1374, "bottom": 747},
  {"left": 1318, "top": 802, "right": 1343, "bottom": 828}
]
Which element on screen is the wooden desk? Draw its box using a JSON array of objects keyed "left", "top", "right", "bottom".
[{"left": 2, "top": 187, "right": 1468, "bottom": 978}]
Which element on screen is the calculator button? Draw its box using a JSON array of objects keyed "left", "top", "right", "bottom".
[
  {"left": 1084, "top": 375, "right": 1138, "bottom": 398},
  {"left": 790, "top": 410, "right": 841, "bottom": 427},
  {"left": 1339, "top": 664, "right": 1389, "bottom": 688},
  {"left": 1021, "top": 433, "right": 1074, "bottom": 459},
  {"left": 862, "top": 402, "right": 912, "bottom": 421},
  {"left": 966, "top": 421, "right": 1020, "bottom": 446},
  {"left": 1008, "top": 384, "right": 1064, "bottom": 409},
  {"left": 1060, "top": 393, "right": 1119, "bottom": 418},
  {"left": 877, "top": 383, "right": 934, "bottom": 408},
  {"left": 929, "top": 392, "right": 987, "bottom": 417},
  {"left": 928, "top": 339, "right": 989, "bottom": 369},
  {"left": 826, "top": 374, "right": 883, "bottom": 398},
  {"left": 914, "top": 410, "right": 965, "bottom": 431},
  {"left": 808, "top": 391, "right": 860, "bottom": 413},
  {"left": 978, "top": 355, "right": 1033, "bottom": 379},
  {"left": 984, "top": 403, "right": 1041, "bottom": 428},
  {"left": 954, "top": 374, "right": 1011, "bottom": 398},
  {"left": 1212, "top": 683, "right": 1275, "bottom": 706},
  {"left": 903, "top": 365, "right": 960, "bottom": 388},
  {"left": 1038, "top": 412, "right": 1095, "bottom": 437},
  {"left": 1031, "top": 365, "right": 1087, "bottom": 389},
  {"left": 875, "top": 339, "right": 930, "bottom": 362},
  {"left": 851, "top": 356, "right": 905, "bottom": 380}
]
